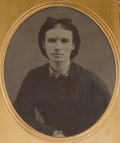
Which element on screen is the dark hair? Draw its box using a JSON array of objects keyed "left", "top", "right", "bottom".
[{"left": 38, "top": 17, "right": 81, "bottom": 60}]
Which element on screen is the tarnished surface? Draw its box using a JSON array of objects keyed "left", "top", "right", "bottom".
[{"left": 0, "top": 0, "right": 119, "bottom": 143}]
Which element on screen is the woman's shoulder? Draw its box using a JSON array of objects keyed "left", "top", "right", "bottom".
[
  {"left": 70, "top": 61, "right": 95, "bottom": 77},
  {"left": 70, "top": 61, "right": 105, "bottom": 84},
  {"left": 25, "top": 63, "right": 49, "bottom": 80}
]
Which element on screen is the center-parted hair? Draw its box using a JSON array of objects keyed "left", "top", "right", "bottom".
[{"left": 38, "top": 17, "right": 81, "bottom": 60}]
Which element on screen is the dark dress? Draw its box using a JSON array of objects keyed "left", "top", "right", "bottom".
[{"left": 13, "top": 62, "right": 111, "bottom": 137}]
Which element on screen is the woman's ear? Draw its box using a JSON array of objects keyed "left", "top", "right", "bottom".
[
  {"left": 72, "top": 44, "right": 75, "bottom": 50},
  {"left": 42, "top": 41, "right": 45, "bottom": 49}
]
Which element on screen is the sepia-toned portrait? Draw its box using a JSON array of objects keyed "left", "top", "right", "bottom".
[{"left": 4, "top": 6, "right": 115, "bottom": 137}]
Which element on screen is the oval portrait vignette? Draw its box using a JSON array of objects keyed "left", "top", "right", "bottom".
[{"left": 0, "top": 2, "right": 119, "bottom": 142}]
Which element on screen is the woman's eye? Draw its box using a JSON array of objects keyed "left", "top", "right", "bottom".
[
  {"left": 48, "top": 38, "right": 56, "bottom": 43},
  {"left": 61, "top": 39, "right": 69, "bottom": 43}
]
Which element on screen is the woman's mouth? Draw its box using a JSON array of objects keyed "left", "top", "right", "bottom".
[
  {"left": 52, "top": 53, "right": 63, "bottom": 58},
  {"left": 52, "top": 53, "right": 63, "bottom": 55}
]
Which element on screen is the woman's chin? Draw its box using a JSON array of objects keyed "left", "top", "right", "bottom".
[{"left": 50, "top": 57, "right": 65, "bottom": 62}]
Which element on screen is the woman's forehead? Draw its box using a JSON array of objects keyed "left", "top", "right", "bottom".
[{"left": 45, "top": 28, "right": 73, "bottom": 38}]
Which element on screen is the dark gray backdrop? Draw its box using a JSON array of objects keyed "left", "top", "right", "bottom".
[{"left": 4, "top": 7, "right": 115, "bottom": 105}]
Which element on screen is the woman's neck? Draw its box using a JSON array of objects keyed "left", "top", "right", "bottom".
[{"left": 49, "top": 60, "right": 70, "bottom": 72}]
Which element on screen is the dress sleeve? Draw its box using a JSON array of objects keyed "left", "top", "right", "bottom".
[
  {"left": 87, "top": 73, "right": 111, "bottom": 122},
  {"left": 13, "top": 72, "right": 56, "bottom": 136},
  {"left": 90, "top": 74, "right": 111, "bottom": 107}
]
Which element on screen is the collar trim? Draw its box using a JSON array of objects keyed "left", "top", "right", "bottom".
[{"left": 49, "top": 64, "right": 70, "bottom": 78}]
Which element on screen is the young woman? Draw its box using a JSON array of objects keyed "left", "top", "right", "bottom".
[{"left": 13, "top": 17, "right": 111, "bottom": 137}]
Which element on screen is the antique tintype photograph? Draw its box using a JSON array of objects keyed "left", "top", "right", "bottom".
[{"left": 4, "top": 6, "right": 115, "bottom": 137}]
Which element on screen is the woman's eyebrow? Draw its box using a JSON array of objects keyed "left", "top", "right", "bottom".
[
  {"left": 61, "top": 38, "right": 69, "bottom": 39},
  {"left": 47, "top": 37, "right": 69, "bottom": 40},
  {"left": 47, "top": 38, "right": 57, "bottom": 42}
]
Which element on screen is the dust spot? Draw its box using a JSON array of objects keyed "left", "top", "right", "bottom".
[{"left": 105, "top": 129, "right": 111, "bottom": 135}]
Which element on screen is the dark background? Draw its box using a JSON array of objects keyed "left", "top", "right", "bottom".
[{"left": 4, "top": 7, "right": 115, "bottom": 106}]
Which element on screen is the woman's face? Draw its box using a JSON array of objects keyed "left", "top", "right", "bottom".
[{"left": 44, "top": 27, "right": 74, "bottom": 63}]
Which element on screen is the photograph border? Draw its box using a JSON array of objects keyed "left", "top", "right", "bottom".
[{"left": 0, "top": 0, "right": 120, "bottom": 142}]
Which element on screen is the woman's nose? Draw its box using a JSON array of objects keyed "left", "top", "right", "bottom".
[{"left": 54, "top": 41, "right": 62, "bottom": 51}]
